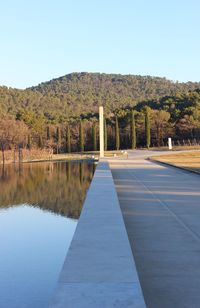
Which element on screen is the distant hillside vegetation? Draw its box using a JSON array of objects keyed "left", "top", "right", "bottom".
[{"left": 0, "top": 72, "right": 200, "bottom": 122}]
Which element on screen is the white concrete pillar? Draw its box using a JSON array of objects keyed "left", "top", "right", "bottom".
[
  {"left": 168, "top": 137, "right": 172, "bottom": 150},
  {"left": 99, "top": 106, "right": 104, "bottom": 157}
]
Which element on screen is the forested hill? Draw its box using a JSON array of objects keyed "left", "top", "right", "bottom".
[
  {"left": 1, "top": 72, "right": 200, "bottom": 122},
  {"left": 32, "top": 72, "right": 200, "bottom": 96},
  {"left": 31, "top": 72, "right": 200, "bottom": 107}
]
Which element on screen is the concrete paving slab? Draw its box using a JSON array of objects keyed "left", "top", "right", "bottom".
[
  {"left": 50, "top": 282, "right": 144, "bottom": 308},
  {"left": 140, "top": 276, "right": 200, "bottom": 308},
  {"left": 109, "top": 150, "right": 200, "bottom": 308}
]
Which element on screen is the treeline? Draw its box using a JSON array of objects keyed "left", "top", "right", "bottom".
[
  {"left": 1, "top": 88, "right": 200, "bottom": 158},
  {"left": 1, "top": 72, "right": 200, "bottom": 122}
]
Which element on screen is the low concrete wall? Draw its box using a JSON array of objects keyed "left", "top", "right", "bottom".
[{"left": 49, "top": 161, "right": 146, "bottom": 308}]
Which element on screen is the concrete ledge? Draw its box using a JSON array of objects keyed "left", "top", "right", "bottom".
[{"left": 49, "top": 161, "right": 146, "bottom": 307}]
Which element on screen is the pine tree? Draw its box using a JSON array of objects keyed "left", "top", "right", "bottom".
[
  {"left": 67, "top": 125, "right": 71, "bottom": 153},
  {"left": 79, "top": 120, "right": 84, "bottom": 152},
  {"left": 115, "top": 116, "right": 120, "bottom": 150},
  {"left": 104, "top": 118, "right": 107, "bottom": 151},
  {"left": 38, "top": 135, "right": 43, "bottom": 148},
  {"left": 27, "top": 134, "right": 31, "bottom": 149},
  {"left": 46, "top": 126, "right": 51, "bottom": 140},
  {"left": 56, "top": 126, "right": 61, "bottom": 154},
  {"left": 145, "top": 107, "right": 151, "bottom": 148},
  {"left": 131, "top": 110, "right": 136, "bottom": 149},
  {"left": 92, "top": 123, "right": 97, "bottom": 151}
]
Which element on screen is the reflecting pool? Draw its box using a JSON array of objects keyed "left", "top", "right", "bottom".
[{"left": 0, "top": 161, "right": 95, "bottom": 308}]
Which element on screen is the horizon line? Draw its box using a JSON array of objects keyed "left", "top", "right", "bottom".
[{"left": 1, "top": 71, "right": 200, "bottom": 90}]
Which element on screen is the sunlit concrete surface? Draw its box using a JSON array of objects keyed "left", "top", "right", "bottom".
[
  {"left": 110, "top": 150, "right": 200, "bottom": 308},
  {"left": 49, "top": 161, "right": 146, "bottom": 308}
]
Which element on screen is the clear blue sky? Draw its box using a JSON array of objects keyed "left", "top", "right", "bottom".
[{"left": 1, "top": 0, "right": 200, "bottom": 89}]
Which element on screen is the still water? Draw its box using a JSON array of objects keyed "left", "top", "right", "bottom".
[{"left": 0, "top": 161, "right": 95, "bottom": 308}]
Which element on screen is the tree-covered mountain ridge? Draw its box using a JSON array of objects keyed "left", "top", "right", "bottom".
[{"left": 1, "top": 72, "right": 200, "bottom": 122}]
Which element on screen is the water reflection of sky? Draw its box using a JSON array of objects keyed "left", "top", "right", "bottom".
[{"left": 0, "top": 162, "right": 95, "bottom": 308}]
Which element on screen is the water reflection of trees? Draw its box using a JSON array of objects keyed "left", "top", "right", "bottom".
[{"left": 0, "top": 162, "right": 95, "bottom": 219}]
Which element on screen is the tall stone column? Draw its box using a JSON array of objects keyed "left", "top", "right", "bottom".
[{"left": 99, "top": 106, "right": 104, "bottom": 158}]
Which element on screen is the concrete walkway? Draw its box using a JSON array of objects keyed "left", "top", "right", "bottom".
[
  {"left": 49, "top": 161, "right": 146, "bottom": 308},
  {"left": 109, "top": 150, "right": 200, "bottom": 308}
]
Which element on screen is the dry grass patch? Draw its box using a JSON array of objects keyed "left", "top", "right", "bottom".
[{"left": 151, "top": 151, "right": 200, "bottom": 173}]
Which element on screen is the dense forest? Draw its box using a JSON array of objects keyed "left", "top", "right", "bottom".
[
  {"left": 0, "top": 72, "right": 200, "bottom": 158},
  {"left": 1, "top": 72, "right": 200, "bottom": 121}
]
